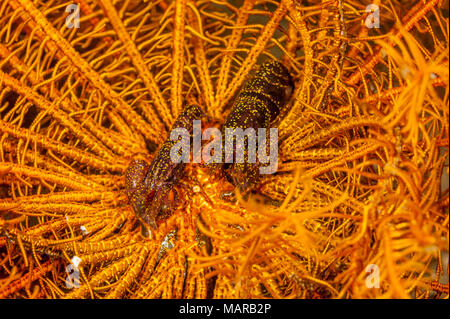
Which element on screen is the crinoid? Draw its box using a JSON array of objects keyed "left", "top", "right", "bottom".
[{"left": 0, "top": 0, "right": 448, "bottom": 299}]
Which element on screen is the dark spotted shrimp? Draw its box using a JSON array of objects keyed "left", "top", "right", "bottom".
[
  {"left": 125, "top": 104, "right": 204, "bottom": 230},
  {"left": 125, "top": 61, "right": 292, "bottom": 229},
  {"left": 222, "top": 60, "right": 294, "bottom": 192}
]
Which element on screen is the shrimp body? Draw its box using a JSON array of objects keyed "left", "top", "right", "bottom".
[
  {"left": 223, "top": 60, "right": 294, "bottom": 191},
  {"left": 125, "top": 105, "right": 204, "bottom": 229}
]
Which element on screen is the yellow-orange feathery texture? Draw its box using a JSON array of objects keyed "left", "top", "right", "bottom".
[{"left": 0, "top": 0, "right": 448, "bottom": 298}]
